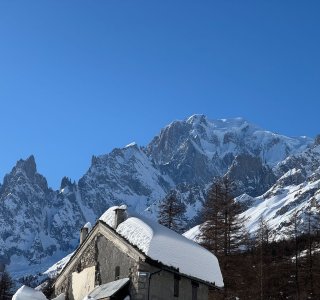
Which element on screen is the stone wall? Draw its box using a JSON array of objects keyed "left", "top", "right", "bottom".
[
  {"left": 54, "top": 235, "right": 97, "bottom": 299},
  {"left": 136, "top": 261, "right": 209, "bottom": 300},
  {"left": 95, "top": 233, "right": 139, "bottom": 297},
  {"left": 54, "top": 228, "right": 143, "bottom": 300},
  {"left": 54, "top": 224, "right": 210, "bottom": 300}
]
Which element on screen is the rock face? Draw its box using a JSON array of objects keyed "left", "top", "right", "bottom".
[
  {"left": 147, "top": 115, "right": 310, "bottom": 188},
  {"left": 0, "top": 115, "right": 314, "bottom": 283},
  {"left": 78, "top": 144, "right": 170, "bottom": 219},
  {"left": 225, "top": 154, "right": 277, "bottom": 197},
  {"left": 0, "top": 156, "right": 86, "bottom": 281}
]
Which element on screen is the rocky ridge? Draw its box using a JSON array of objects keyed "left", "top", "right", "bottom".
[{"left": 0, "top": 115, "right": 314, "bottom": 282}]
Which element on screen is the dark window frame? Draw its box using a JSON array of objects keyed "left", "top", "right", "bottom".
[
  {"left": 174, "top": 274, "right": 181, "bottom": 297},
  {"left": 192, "top": 281, "right": 199, "bottom": 300},
  {"left": 115, "top": 266, "right": 120, "bottom": 280}
]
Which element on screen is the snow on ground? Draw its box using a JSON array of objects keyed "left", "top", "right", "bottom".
[
  {"left": 241, "top": 177, "right": 320, "bottom": 238},
  {"left": 99, "top": 206, "right": 223, "bottom": 287},
  {"left": 12, "top": 285, "right": 47, "bottom": 300},
  {"left": 183, "top": 225, "right": 202, "bottom": 243},
  {"left": 43, "top": 251, "right": 75, "bottom": 278}
]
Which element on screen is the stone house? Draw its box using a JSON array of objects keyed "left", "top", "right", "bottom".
[{"left": 53, "top": 206, "right": 223, "bottom": 300}]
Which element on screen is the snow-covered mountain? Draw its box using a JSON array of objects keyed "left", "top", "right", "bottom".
[
  {"left": 147, "top": 115, "right": 310, "bottom": 180},
  {"left": 78, "top": 143, "right": 171, "bottom": 219},
  {"left": 242, "top": 142, "right": 320, "bottom": 237},
  {"left": 0, "top": 115, "right": 315, "bottom": 283},
  {"left": 0, "top": 157, "right": 86, "bottom": 281},
  {"left": 184, "top": 142, "right": 320, "bottom": 243}
]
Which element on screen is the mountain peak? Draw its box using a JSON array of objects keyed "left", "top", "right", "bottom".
[
  {"left": 185, "top": 115, "right": 253, "bottom": 130},
  {"left": 186, "top": 114, "right": 208, "bottom": 124},
  {"left": 124, "top": 141, "right": 138, "bottom": 148},
  {"left": 15, "top": 155, "right": 37, "bottom": 179}
]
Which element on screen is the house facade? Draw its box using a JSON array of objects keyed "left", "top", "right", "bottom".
[{"left": 53, "top": 206, "right": 223, "bottom": 300}]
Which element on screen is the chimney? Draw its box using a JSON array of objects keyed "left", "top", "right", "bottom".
[
  {"left": 80, "top": 222, "right": 92, "bottom": 244},
  {"left": 114, "top": 206, "right": 127, "bottom": 228}
]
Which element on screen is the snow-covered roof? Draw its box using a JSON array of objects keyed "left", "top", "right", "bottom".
[
  {"left": 99, "top": 206, "right": 223, "bottom": 287},
  {"left": 87, "top": 278, "right": 130, "bottom": 299},
  {"left": 12, "top": 285, "right": 48, "bottom": 300},
  {"left": 83, "top": 222, "right": 92, "bottom": 231}
]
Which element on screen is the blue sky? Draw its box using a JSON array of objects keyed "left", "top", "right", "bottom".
[{"left": 1, "top": 0, "right": 319, "bottom": 189}]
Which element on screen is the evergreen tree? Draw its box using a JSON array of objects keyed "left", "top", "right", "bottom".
[
  {"left": 255, "top": 216, "right": 272, "bottom": 300},
  {"left": 0, "top": 271, "right": 14, "bottom": 300},
  {"left": 302, "top": 199, "right": 320, "bottom": 298},
  {"left": 199, "top": 178, "right": 247, "bottom": 298},
  {"left": 41, "top": 277, "right": 55, "bottom": 298},
  {"left": 199, "top": 182, "right": 224, "bottom": 253},
  {"left": 199, "top": 178, "right": 246, "bottom": 256},
  {"left": 158, "top": 191, "right": 186, "bottom": 233},
  {"left": 285, "top": 210, "right": 301, "bottom": 299}
]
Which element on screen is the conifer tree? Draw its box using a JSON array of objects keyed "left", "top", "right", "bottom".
[
  {"left": 199, "top": 178, "right": 247, "bottom": 298},
  {"left": 285, "top": 210, "right": 301, "bottom": 299},
  {"left": 199, "top": 182, "right": 224, "bottom": 253},
  {"left": 0, "top": 270, "right": 14, "bottom": 300},
  {"left": 303, "top": 198, "right": 320, "bottom": 298},
  {"left": 255, "top": 216, "right": 272, "bottom": 300},
  {"left": 158, "top": 191, "right": 186, "bottom": 233},
  {"left": 199, "top": 178, "right": 246, "bottom": 256},
  {"left": 42, "top": 277, "right": 55, "bottom": 298}
]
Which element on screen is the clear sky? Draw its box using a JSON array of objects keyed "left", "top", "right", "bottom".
[{"left": 0, "top": 0, "right": 319, "bottom": 189}]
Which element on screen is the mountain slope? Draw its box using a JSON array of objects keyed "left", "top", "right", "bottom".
[
  {"left": 242, "top": 143, "right": 320, "bottom": 237},
  {"left": 78, "top": 143, "right": 172, "bottom": 220},
  {"left": 0, "top": 115, "right": 314, "bottom": 282},
  {"left": 184, "top": 143, "right": 320, "bottom": 242}
]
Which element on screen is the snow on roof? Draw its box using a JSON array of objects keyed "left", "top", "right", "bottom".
[
  {"left": 88, "top": 278, "right": 130, "bottom": 299},
  {"left": 99, "top": 205, "right": 127, "bottom": 228},
  {"left": 99, "top": 206, "right": 223, "bottom": 287},
  {"left": 12, "top": 285, "right": 48, "bottom": 300},
  {"left": 52, "top": 294, "right": 65, "bottom": 300},
  {"left": 83, "top": 222, "right": 92, "bottom": 231}
]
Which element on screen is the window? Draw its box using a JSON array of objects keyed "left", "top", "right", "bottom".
[
  {"left": 115, "top": 266, "right": 120, "bottom": 280},
  {"left": 174, "top": 274, "right": 180, "bottom": 297},
  {"left": 192, "top": 281, "right": 199, "bottom": 300},
  {"left": 77, "top": 261, "right": 82, "bottom": 273}
]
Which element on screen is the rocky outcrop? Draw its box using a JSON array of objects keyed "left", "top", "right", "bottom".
[
  {"left": 225, "top": 154, "right": 277, "bottom": 197},
  {"left": 0, "top": 157, "right": 86, "bottom": 282}
]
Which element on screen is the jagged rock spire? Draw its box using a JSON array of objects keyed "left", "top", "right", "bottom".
[{"left": 15, "top": 155, "right": 37, "bottom": 179}]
